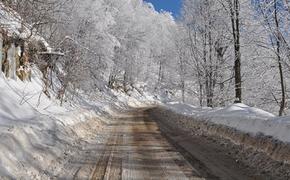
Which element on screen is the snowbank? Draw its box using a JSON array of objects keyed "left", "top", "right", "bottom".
[
  {"left": 0, "top": 57, "right": 157, "bottom": 178},
  {"left": 0, "top": 68, "right": 110, "bottom": 178},
  {"left": 166, "top": 102, "right": 290, "bottom": 143},
  {"left": 148, "top": 106, "right": 290, "bottom": 177}
]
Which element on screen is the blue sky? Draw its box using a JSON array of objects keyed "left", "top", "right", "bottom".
[{"left": 144, "top": 0, "right": 182, "bottom": 18}]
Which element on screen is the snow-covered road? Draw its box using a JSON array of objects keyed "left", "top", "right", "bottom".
[
  {"left": 46, "top": 108, "right": 199, "bottom": 179},
  {"left": 56, "top": 108, "right": 279, "bottom": 180},
  {"left": 88, "top": 108, "right": 199, "bottom": 179}
]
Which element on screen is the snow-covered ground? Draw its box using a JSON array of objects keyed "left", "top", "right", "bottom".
[
  {"left": 0, "top": 68, "right": 103, "bottom": 178},
  {"left": 166, "top": 102, "right": 290, "bottom": 143},
  {"left": 0, "top": 65, "right": 157, "bottom": 179}
]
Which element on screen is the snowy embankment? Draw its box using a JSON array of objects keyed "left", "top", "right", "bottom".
[
  {"left": 0, "top": 69, "right": 102, "bottom": 179},
  {"left": 0, "top": 67, "right": 156, "bottom": 179},
  {"left": 166, "top": 102, "right": 290, "bottom": 143},
  {"left": 148, "top": 102, "right": 290, "bottom": 165}
]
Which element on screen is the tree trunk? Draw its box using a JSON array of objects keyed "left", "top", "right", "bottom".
[
  {"left": 181, "top": 81, "right": 185, "bottom": 103},
  {"left": 230, "top": 0, "right": 242, "bottom": 103},
  {"left": 158, "top": 59, "right": 163, "bottom": 84},
  {"left": 274, "top": 0, "right": 286, "bottom": 116},
  {"left": 208, "top": 28, "right": 214, "bottom": 107},
  {"left": 178, "top": 52, "right": 186, "bottom": 103},
  {"left": 216, "top": 43, "right": 227, "bottom": 106}
]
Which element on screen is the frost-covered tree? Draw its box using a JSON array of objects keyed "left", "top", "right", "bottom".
[{"left": 182, "top": 0, "right": 234, "bottom": 107}]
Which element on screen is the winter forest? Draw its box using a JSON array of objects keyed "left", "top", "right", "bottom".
[
  {"left": 2, "top": 0, "right": 290, "bottom": 179},
  {"left": 2, "top": 0, "right": 290, "bottom": 116}
]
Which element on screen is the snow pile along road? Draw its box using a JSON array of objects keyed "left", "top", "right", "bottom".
[
  {"left": 0, "top": 69, "right": 112, "bottom": 179},
  {"left": 164, "top": 103, "right": 290, "bottom": 164},
  {"left": 148, "top": 103, "right": 290, "bottom": 178},
  {"left": 166, "top": 102, "right": 290, "bottom": 143}
]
